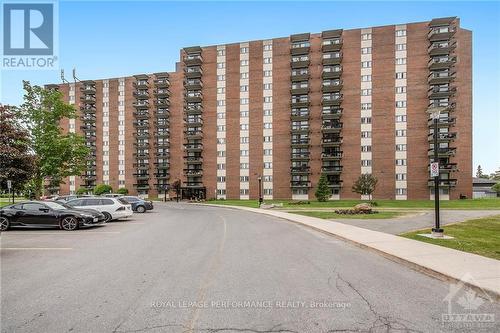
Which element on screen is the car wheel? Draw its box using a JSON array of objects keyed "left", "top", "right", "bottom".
[
  {"left": 136, "top": 205, "right": 146, "bottom": 213},
  {"left": 0, "top": 217, "right": 10, "bottom": 231},
  {"left": 102, "top": 212, "right": 112, "bottom": 222},
  {"left": 61, "top": 216, "right": 78, "bottom": 231}
]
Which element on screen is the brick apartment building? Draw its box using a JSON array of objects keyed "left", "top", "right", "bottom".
[{"left": 48, "top": 17, "right": 472, "bottom": 200}]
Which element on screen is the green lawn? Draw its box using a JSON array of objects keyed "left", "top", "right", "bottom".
[
  {"left": 400, "top": 215, "right": 500, "bottom": 260},
  {"left": 205, "top": 198, "right": 500, "bottom": 210},
  {"left": 287, "top": 210, "right": 404, "bottom": 219}
]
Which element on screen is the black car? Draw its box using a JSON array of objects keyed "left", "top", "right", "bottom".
[
  {"left": 0, "top": 201, "right": 106, "bottom": 231},
  {"left": 121, "top": 196, "right": 154, "bottom": 213}
]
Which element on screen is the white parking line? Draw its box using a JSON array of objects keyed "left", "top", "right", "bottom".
[{"left": 1, "top": 247, "right": 73, "bottom": 251}]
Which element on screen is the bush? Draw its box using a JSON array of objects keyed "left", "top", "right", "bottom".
[
  {"left": 94, "top": 184, "right": 113, "bottom": 196},
  {"left": 117, "top": 187, "right": 129, "bottom": 195},
  {"left": 76, "top": 187, "right": 89, "bottom": 195}
]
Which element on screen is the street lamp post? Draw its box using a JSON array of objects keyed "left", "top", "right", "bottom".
[
  {"left": 429, "top": 107, "right": 444, "bottom": 237},
  {"left": 258, "top": 176, "right": 263, "bottom": 207}
]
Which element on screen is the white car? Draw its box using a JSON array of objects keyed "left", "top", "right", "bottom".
[{"left": 66, "top": 197, "right": 133, "bottom": 222}]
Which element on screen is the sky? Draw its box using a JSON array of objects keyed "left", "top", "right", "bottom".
[{"left": 1, "top": 1, "right": 499, "bottom": 175}]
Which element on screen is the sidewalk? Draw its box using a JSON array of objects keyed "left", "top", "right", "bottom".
[{"left": 201, "top": 203, "right": 500, "bottom": 300}]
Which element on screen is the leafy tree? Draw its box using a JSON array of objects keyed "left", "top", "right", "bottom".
[
  {"left": 76, "top": 187, "right": 89, "bottom": 195},
  {"left": 15, "top": 81, "right": 89, "bottom": 198},
  {"left": 352, "top": 174, "right": 378, "bottom": 201},
  {"left": 94, "top": 184, "right": 113, "bottom": 195},
  {"left": 492, "top": 183, "right": 500, "bottom": 197},
  {"left": 315, "top": 174, "right": 330, "bottom": 202},
  {"left": 0, "top": 105, "right": 36, "bottom": 193},
  {"left": 491, "top": 168, "right": 500, "bottom": 181},
  {"left": 117, "top": 187, "right": 129, "bottom": 195},
  {"left": 476, "top": 165, "right": 484, "bottom": 178}
]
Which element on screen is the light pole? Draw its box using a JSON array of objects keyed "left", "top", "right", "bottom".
[
  {"left": 429, "top": 107, "right": 444, "bottom": 237},
  {"left": 258, "top": 175, "right": 263, "bottom": 207}
]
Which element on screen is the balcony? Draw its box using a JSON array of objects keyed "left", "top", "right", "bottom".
[
  {"left": 184, "top": 54, "right": 203, "bottom": 67},
  {"left": 80, "top": 85, "right": 96, "bottom": 94},
  {"left": 428, "top": 57, "right": 456, "bottom": 70},
  {"left": 184, "top": 67, "right": 203, "bottom": 79},
  {"left": 133, "top": 101, "right": 149, "bottom": 110},
  {"left": 155, "top": 163, "right": 170, "bottom": 169},
  {"left": 184, "top": 180, "right": 204, "bottom": 188},
  {"left": 428, "top": 27, "right": 456, "bottom": 42},
  {"left": 322, "top": 68, "right": 342, "bottom": 79},
  {"left": 428, "top": 71, "right": 456, "bottom": 85},
  {"left": 290, "top": 126, "right": 309, "bottom": 134},
  {"left": 427, "top": 178, "right": 457, "bottom": 187},
  {"left": 134, "top": 80, "right": 149, "bottom": 89},
  {"left": 291, "top": 139, "right": 310, "bottom": 147},
  {"left": 290, "top": 72, "right": 310, "bottom": 82},
  {"left": 185, "top": 169, "right": 203, "bottom": 177},
  {"left": 322, "top": 108, "right": 342, "bottom": 119},
  {"left": 291, "top": 59, "right": 310, "bottom": 69},
  {"left": 155, "top": 151, "right": 170, "bottom": 158},
  {"left": 322, "top": 94, "right": 343, "bottom": 106},
  {"left": 80, "top": 124, "right": 96, "bottom": 131},
  {"left": 322, "top": 55, "right": 342, "bottom": 66},
  {"left": 154, "top": 89, "right": 170, "bottom": 98},
  {"left": 290, "top": 181, "right": 311, "bottom": 188},
  {"left": 322, "top": 124, "right": 343, "bottom": 133},
  {"left": 184, "top": 79, "right": 203, "bottom": 90},
  {"left": 185, "top": 131, "right": 203, "bottom": 139},
  {"left": 155, "top": 173, "right": 170, "bottom": 180},
  {"left": 133, "top": 163, "right": 150, "bottom": 170},
  {"left": 184, "top": 156, "right": 203, "bottom": 163},
  {"left": 134, "top": 183, "right": 150, "bottom": 190},
  {"left": 427, "top": 86, "right": 456, "bottom": 99},
  {"left": 322, "top": 166, "right": 343, "bottom": 174},
  {"left": 133, "top": 90, "right": 149, "bottom": 100},
  {"left": 322, "top": 152, "right": 343, "bottom": 160},
  {"left": 80, "top": 95, "right": 96, "bottom": 103},
  {"left": 290, "top": 98, "right": 309, "bottom": 108},
  {"left": 290, "top": 166, "right": 310, "bottom": 175},
  {"left": 134, "top": 174, "right": 150, "bottom": 181},
  {"left": 80, "top": 106, "right": 96, "bottom": 113},
  {"left": 322, "top": 40, "right": 342, "bottom": 52},
  {"left": 155, "top": 109, "right": 170, "bottom": 117},
  {"left": 133, "top": 151, "right": 150, "bottom": 158},
  {"left": 185, "top": 106, "right": 203, "bottom": 115},
  {"left": 428, "top": 147, "right": 456, "bottom": 157},
  {"left": 290, "top": 45, "right": 310, "bottom": 56},
  {"left": 133, "top": 111, "right": 149, "bottom": 120},
  {"left": 428, "top": 162, "right": 457, "bottom": 173},
  {"left": 185, "top": 144, "right": 203, "bottom": 152},
  {"left": 290, "top": 153, "right": 310, "bottom": 161},
  {"left": 322, "top": 82, "right": 343, "bottom": 93},
  {"left": 133, "top": 120, "right": 150, "bottom": 129},
  {"left": 428, "top": 41, "right": 456, "bottom": 56},
  {"left": 133, "top": 132, "right": 150, "bottom": 139},
  {"left": 155, "top": 141, "right": 170, "bottom": 149},
  {"left": 427, "top": 132, "right": 457, "bottom": 142},
  {"left": 155, "top": 131, "right": 170, "bottom": 138},
  {"left": 134, "top": 141, "right": 150, "bottom": 149},
  {"left": 154, "top": 78, "right": 170, "bottom": 88},
  {"left": 155, "top": 99, "right": 170, "bottom": 107},
  {"left": 290, "top": 86, "right": 309, "bottom": 95},
  {"left": 185, "top": 94, "right": 202, "bottom": 103},
  {"left": 427, "top": 117, "right": 456, "bottom": 126},
  {"left": 322, "top": 138, "right": 343, "bottom": 147},
  {"left": 290, "top": 111, "right": 309, "bottom": 121}
]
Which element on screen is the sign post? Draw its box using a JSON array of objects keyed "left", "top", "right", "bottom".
[
  {"left": 429, "top": 108, "right": 443, "bottom": 237},
  {"left": 7, "top": 180, "right": 13, "bottom": 204}
]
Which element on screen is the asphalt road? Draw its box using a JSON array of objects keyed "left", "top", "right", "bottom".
[
  {"left": 326, "top": 210, "right": 500, "bottom": 235},
  {"left": 1, "top": 203, "right": 499, "bottom": 333}
]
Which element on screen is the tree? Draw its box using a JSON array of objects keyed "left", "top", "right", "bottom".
[
  {"left": 15, "top": 81, "right": 89, "bottom": 198},
  {"left": 117, "top": 187, "right": 129, "bottom": 195},
  {"left": 0, "top": 105, "right": 36, "bottom": 194},
  {"left": 94, "top": 184, "right": 113, "bottom": 195},
  {"left": 476, "top": 165, "right": 484, "bottom": 178},
  {"left": 492, "top": 183, "right": 500, "bottom": 197},
  {"left": 315, "top": 174, "right": 330, "bottom": 202},
  {"left": 352, "top": 174, "right": 378, "bottom": 201},
  {"left": 76, "top": 187, "right": 89, "bottom": 195},
  {"left": 491, "top": 168, "right": 500, "bottom": 181}
]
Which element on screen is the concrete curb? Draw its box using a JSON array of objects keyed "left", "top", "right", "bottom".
[{"left": 198, "top": 203, "right": 500, "bottom": 300}]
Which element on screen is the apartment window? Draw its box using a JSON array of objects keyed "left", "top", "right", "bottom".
[
  {"left": 119, "top": 81, "right": 125, "bottom": 86},
  {"left": 361, "top": 33, "right": 372, "bottom": 40},
  {"left": 217, "top": 189, "right": 226, "bottom": 195},
  {"left": 217, "top": 138, "right": 226, "bottom": 144},
  {"left": 361, "top": 75, "right": 372, "bottom": 82},
  {"left": 240, "top": 124, "right": 249, "bottom": 130},
  {"left": 264, "top": 96, "right": 272, "bottom": 103},
  {"left": 241, "top": 72, "right": 249, "bottom": 79},
  {"left": 217, "top": 75, "right": 225, "bottom": 81},
  {"left": 240, "top": 163, "right": 249, "bottom": 169},
  {"left": 217, "top": 163, "right": 225, "bottom": 170},
  {"left": 240, "top": 176, "right": 249, "bottom": 182},
  {"left": 361, "top": 89, "right": 372, "bottom": 96},
  {"left": 264, "top": 136, "right": 272, "bottom": 142},
  {"left": 361, "top": 47, "right": 372, "bottom": 54},
  {"left": 396, "top": 58, "right": 407, "bottom": 65},
  {"left": 263, "top": 175, "right": 273, "bottom": 182},
  {"left": 361, "top": 117, "right": 372, "bottom": 124},
  {"left": 240, "top": 150, "right": 249, "bottom": 156},
  {"left": 396, "top": 30, "right": 407, "bottom": 37},
  {"left": 396, "top": 144, "right": 407, "bottom": 151},
  {"left": 240, "top": 85, "right": 248, "bottom": 92},
  {"left": 217, "top": 100, "right": 225, "bottom": 106},
  {"left": 396, "top": 188, "right": 407, "bottom": 195},
  {"left": 361, "top": 103, "right": 372, "bottom": 110},
  {"left": 240, "top": 47, "right": 249, "bottom": 54},
  {"left": 263, "top": 123, "right": 272, "bottom": 129},
  {"left": 396, "top": 115, "right": 407, "bottom": 122},
  {"left": 240, "top": 111, "right": 249, "bottom": 117},
  {"left": 217, "top": 87, "right": 225, "bottom": 94},
  {"left": 396, "top": 173, "right": 407, "bottom": 181},
  {"left": 264, "top": 162, "right": 273, "bottom": 169},
  {"left": 396, "top": 72, "right": 407, "bottom": 79},
  {"left": 264, "top": 149, "right": 272, "bottom": 156},
  {"left": 217, "top": 112, "right": 225, "bottom": 119},
  {"left": 396, "top": 44, "right": 407, "bottom": 51},
  {"left": 217, "top": 125, "right": 225, "bottom": 132},
  {"left": 396, "top": 160, "right": 407, "bottom": 167},
  {"left": 240, "top": 137, "right": 249, "bottom": 143},
  {"left": 263, "top": 189, "right": 273, "bottom": 195},
  {"left": 103, "top": 102, "right": 109, "bottom": 107},
  {"left": 263, "top": 83, "right": 272, "bottom": 90},
  {"left": 119, "top": 180, "right": 125, "bottom": 186},
  {"left": 217, "top": 62, "right": 225, "bottom": 69},
  {"left": 217, "top": 176, "right": 226, "bottom": 182},
  {"left": 361, "top": 145, "right": 372, "bottom": 152},
  {"left": 103, "top": 121, "right": 109, "bottom": 127},
  {"left": 361, "top": 61, "right": 372, "bottom": 68},
  {"left": 103, "top": 151, "right": 109, "bottom": 156},
  {"left": 264, "top": 44, "right": 272, "bottom": 51},
  {"left": 240, "top": 60, "right": 249, "bottom": 66},
  {"left": 396, "top": 101, "right": 407, "bottom": 108},
  {"left": 240, "top": 98, "right": 249, "bottom": 105},
  {"left": 396, "top": 86, "right": 407, "bottom": 94},
  {"left": 361, "top": 131, "right": 371, "bottom": 138},
  {"left": 103, "top": 141, "right": 109, "bottom": 146},
  {"left": 264, "top": 109, "right": 272, "bottom": 116},
  {"left": 361, "top": 160, "right": 372, "bottom": 167},
  {"left": 240, "top": 189, "right": 249, "bottom": 195},
  {"left": 217, "top": 151, "right": 226, "bottom": 157},
  {"left": 396, "top": 130, "right": 407, "bottom": 137},
  {"left": 217, "top": 49, "right": 225, "bottom": 56},
  {"left": 263, "top": 70, "right": 272, "bottom": 77},
  {"left": 264, "top": 57, "right": 272, "bottom": 64}
]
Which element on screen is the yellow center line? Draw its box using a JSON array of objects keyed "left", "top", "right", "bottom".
[{"left": 1, "top": 247, "right": 73, "bottom": 250}]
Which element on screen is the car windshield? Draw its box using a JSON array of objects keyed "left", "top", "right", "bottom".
[
  {"left": 43, "top": 201, "right": 70, "bottom": 210},
  {"left": 124, "top": 197, "right": 139, "bottom": 202},
  {"left": 117, "top": 198, "right": 129, "bottom": 205}
]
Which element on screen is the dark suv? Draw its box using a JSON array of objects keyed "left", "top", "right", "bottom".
[{"left": 121, "top": 196, "right": 154, "bottom": 213}]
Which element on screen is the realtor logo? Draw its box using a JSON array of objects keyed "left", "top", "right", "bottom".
[{"left": 1, "top": 1, "right": 58, "bottom": 69}]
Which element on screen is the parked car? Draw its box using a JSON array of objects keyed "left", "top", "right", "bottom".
[
  {"left": 121, "top": 196, "right": 154, "bottom": 213},
  {"left": 103, "top": 194, "right": 124, "bottom": 198},
  {"left": 65, "top": 197, "right": 133, "bottom": 222},
  {"left": 55, "top": 195, "right": 78, "bottom": 202},
  {"left": 0, "top": 201, "right": 106, "bottom": 231}
]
